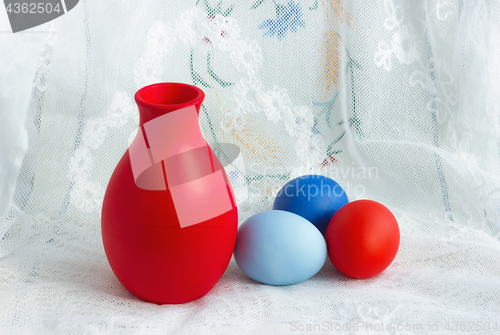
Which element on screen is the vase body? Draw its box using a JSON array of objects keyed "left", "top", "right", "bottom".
[{"left": 101, "top": 83, "right": 238, "bottom": 304}]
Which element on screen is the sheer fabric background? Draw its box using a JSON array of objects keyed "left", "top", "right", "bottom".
[{"left": 1, "top": 0, "right": 500, "bottom": 333}]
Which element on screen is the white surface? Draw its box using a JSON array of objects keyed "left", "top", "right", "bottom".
[
  {"left": 1, "top": 0, "right": 500, "bottom": 333},
  {"left": 0, "top": 1, "right": 11, "bottom": 33}
]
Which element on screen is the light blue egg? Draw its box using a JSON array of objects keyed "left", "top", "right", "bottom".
[{"left": 234, "top": 210, "right": 327, "bottom": 286}]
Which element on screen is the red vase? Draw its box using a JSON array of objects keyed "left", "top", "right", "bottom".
[{"left": 101, "top": 83, "right": 238, "bottom": 304}]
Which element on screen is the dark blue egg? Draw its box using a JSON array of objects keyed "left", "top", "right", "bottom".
[{"left": 273, "top": 175, "right": 348, "bottom": 236}]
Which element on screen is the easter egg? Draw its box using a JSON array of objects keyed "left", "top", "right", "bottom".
[
  {"left": 234, "top": 210, "right": 327, "bottom": 286},
  {"left": 273, "top": 175, "right": 349, "bottom": 236},
  {"left": 325, "top": 200, "right": 400, "bottom": 279}
]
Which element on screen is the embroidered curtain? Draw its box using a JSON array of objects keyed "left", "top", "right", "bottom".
[{"left": 1, "top": 0, "right": 499, "bottom": 333}]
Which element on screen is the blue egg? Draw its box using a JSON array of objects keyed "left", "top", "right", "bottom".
[
  {"left": 273, "top": 175, "right": 348, "bottom": 236},
  {"left": 234, "top": 210, "right": 327, "bottom": 286}
]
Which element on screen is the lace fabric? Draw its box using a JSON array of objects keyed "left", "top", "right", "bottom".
[{"left": 1, "top": 0, "right": 500, "bottom": 333}]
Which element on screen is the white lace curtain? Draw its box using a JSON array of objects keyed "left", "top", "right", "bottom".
[{"left": 1, "top": 0, "right": 500, "bottom": 333}]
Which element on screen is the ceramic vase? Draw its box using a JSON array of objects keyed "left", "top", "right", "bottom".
[{"left": 101, "top": 82, "right": 238, "bottom": 304}]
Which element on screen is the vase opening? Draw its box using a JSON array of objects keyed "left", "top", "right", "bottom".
[{"left": 135, "top": 83, "right": 205, "bottom": 110}]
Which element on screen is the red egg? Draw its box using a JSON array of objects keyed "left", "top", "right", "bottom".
[{"left": 325, "top": 200, "right": 400, "bottom": 279}]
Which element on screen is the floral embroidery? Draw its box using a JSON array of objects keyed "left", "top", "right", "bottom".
[
  {"left": 257, "top": 0, "right": 305, "bottom": 40},
  {"left": 319, "top": 30, "right": 340, "bottom": 95},
  {"left": 176, "top": 7, "right": 240, "bottom": 53},
  {"left": 134, "top": 21, "right": 176, "bottom": 88},
  {"left": 228, "top": 39, "right": 263, "bottom": 77},
  {"left": 391, "top": 24, "right": 419, "bottom": 65},
  {"left": 67, "top": 92, "right": 138, "bottom": 213},
  {"left": 130, "top": 5, "right": 331, "bottom": 215},
  {"left": 410, "top": 57, "right": 457, "bottom": 124},
  {"left": 375, "top": 0, "right": 421, "bottom": 71},
  {"left": 435, "top": 0, "right": 457, "bottom": 21},
  {"left": 197, "top": 0, "right": 234, "bottom": 18},
  {"left": 314, "top": 0, "right": 361, "bottom": 161},
  {"left": 321, "top": 0, "right": 357, "bottom": 27}
]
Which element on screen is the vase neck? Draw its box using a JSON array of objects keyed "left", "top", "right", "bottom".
[
  {"left": 134, "top": 83, "right": 205, "bottom": 126},
  {"left": 137, "top": 102, "right": 202, "bottom": 126}
]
